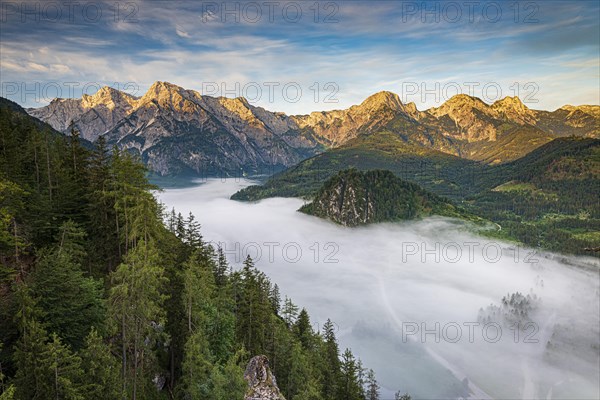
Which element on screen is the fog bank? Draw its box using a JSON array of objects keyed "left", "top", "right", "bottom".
[{"left": 158, "top": 179, "right": 600, "bottom": 400}]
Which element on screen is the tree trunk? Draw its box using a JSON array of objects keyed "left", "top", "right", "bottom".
[
  {"left": 121, "top": 314, "right": 127, "bottom": 397},
  {"left": 45, "top": 134, "right": 52, "bottom": 201}
]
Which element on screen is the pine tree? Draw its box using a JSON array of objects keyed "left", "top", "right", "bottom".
[
  {"left": 55, "top": 220, "right": 87, "bottom": 264},
  {"left": 79, "top": 328, "right": 121, "bottom": 400},
  {"left": 13, "top": 285, "right": 47, "bottom": 400},
  {"left": 365, "top": 369, "right": 380, "bottom": 400},
  {"left": 294, "top": 308, "right": 314, "bottom": 350},
  {"left": 185, "top": 212, "right": 203, "bottom": 248},
  {"left": 339, "top": 349, "right": 363, "bottom": 400},
  {"left": 182, "top": 247, "right": 215, "bottom": 333},
  {"left": 321, "top": 319, "right": 341, "bottom": 399},
  {"left": 175, "top": 213, "right": 186, "bottom": 240},
  {"left": 179, "top": 331, "right": 213, "bottom": 399},
  {"left": 109, "top": 242, "right": 167, "bottom": 400},
  {"left": 269, "top": 283, "right": 281, "bottom": 314},
  {"left": 57, "top": 123, "right": 90, "bottom": 225},
  {"left": 87, "top": 136, "right": 119, "bottom": 274},
  {"left": 0, "top": 177, "right": 26, "bottom": 282},
  {"left": 41, "top": 334, "right": 84, "bottom": 400},
  {"left": 282, "top": 296, "right": 299, "bottom": 327},
  {"left": 214, "top": 246, "right": 229, "bottom": 287},
  {"left": 109, "top": 148, "right": 157, "bottom": 254},
  {"left": 235, "top": 256, "right": 272, "bottom": 356},
  {"left": 30, "top": 246, "right": 105, "bottom": 350}
]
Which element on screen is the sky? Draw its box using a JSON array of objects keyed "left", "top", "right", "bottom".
[{"left": 1, "top": 0, "right": 599, "bottom": 114}]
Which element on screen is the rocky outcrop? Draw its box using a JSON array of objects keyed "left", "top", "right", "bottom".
[
  {"left": 299, "top": 169, "right": 463, "bottom": 226},
  {"left": 244, "top": 356, "right": 285, "bottom": 400}
]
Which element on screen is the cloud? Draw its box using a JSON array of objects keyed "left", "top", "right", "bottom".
[
  {"left": 1, "top": 0, "right": 598, "bottom": 112},
  {"left": 157, "top": 179, "right": 600, "bottom": 399}
]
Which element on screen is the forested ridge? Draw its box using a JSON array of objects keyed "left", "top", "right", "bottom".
[
  {"left": 0, "top": 101, "right": 385, "bottom": 399},
  {"left": 299, "top": 169, "right": 476, "bottom": 226},
  {"left": 233, "top": 130, "right": 600, "bottom": 257}
]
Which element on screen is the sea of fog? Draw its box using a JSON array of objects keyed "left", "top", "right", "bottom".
[{"left": 157, "top": 178, "right": 600, "bottom": 400}]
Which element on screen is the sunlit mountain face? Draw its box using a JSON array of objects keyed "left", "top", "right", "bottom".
[{"left": 0, "top": 1, "right": 598, "bottom": 400}]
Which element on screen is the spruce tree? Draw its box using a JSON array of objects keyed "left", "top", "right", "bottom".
[
  {"left": 185, "top": 212, "right": 203, "bottom": 248},
  {"left": 109, "top": 243, "right": 167, "bottom": 400},
  {"left": 214, "top": 246, "right": 229, "bottom": 287},
  {"left": 30, "top": 246, "right": 105, "bottom": 350},
  {"left": 282, "top": 297, "right": 299, "bottom": 327},
  {"left": 365, "top": 369, "right": 380, "bottom": 400},
  {"left": 269, "top": 283, "right": 281, "bottom": 314},
  {"left": 41, "top": 334, "right": 84, "bottom": 400},
  {"left": 339, "top": 348, "right": 363, "bottom": 400},
  {"left": 13, "top": 285, "right": 47, "bottom": 400},
  {"left": 79, "top": 328, "right": 121, "bottom": 400},
  {"left": 321, "top": 319, "right": 341, "bottom": 399},
  {"left": 294, "top": 308, "right": 314, "bottom": 350}
]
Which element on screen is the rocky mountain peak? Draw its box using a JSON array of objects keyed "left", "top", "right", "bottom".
[
  {"left": 492, "top": 96, "right": 536, "bottom": 125},
  {"left": 560, "top": 104, "right": 600, "bottom": 118},
  {"left": 437, "top": 94, "right": 490, "bottom": 113},
  {"left": 493, "top": 95, "right": 525, "bottom": 109},
  {"left": 360, "top": 90, "right": 404, "bottom": 111},
  {"left": 139, "top": 81, "right": 197, "bottom": 112},
  {"left": 142, "top": 81, "right": 187, "bottom": 100},
  {"left": 244, "top": 355, "right": 285, "bottom": 400},
  {"left": 81, "top": 86, "right": 136, "bottom": 110},
  {"left": 427, "top": 94, "right": 499, "bottom": 141}
]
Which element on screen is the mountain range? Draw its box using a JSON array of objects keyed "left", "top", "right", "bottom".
[{"left": 27, "top": 82, "right": 599, "bottom": 176}]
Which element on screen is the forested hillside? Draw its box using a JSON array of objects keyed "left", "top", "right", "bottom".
[
  {"left": 232, "top": 132, "right": 600, "bottom": 257},
  {"left": 299, "top": 169, "right": 474, "bottom": 226},
  {"left": 0, "top": 101, "right": 381, "bottom": 399}
]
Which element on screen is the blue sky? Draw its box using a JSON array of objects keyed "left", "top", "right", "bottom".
[{"left": 1, "top": 0, "right": 598, "bottom": 114}]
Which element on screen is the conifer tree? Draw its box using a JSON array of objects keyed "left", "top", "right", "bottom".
[
  {"left": 41, "top": 334, "right": 84, "bottom": 400},
  {"left": 179, "top": 331, "right": 213, "bottom": 399},
  {"left": 30, "top": 245, "right": 105, "bottom": 350},
  {"left": 365, "top": 369, "right": 380, "bottom": 400},
  {"left": 87, "top": 136, "right": 119, "bottom": 274},
  {"left": 79, "top": 328, "right": 121, "bottom": 400},
  {"left": 185, "top": 212, "right": 203, "bottom": 248},
  {"left": 209, "top": 350, "right": 247, "bottom": 400},
  {"left": 269, "top": 283, "right": 281, "bottom": 314},
  {"left": 294, "top": 308, "right": 314, "bottom": 350},
  {"left": 282, "top": 296, "right": 299, "bottom": 327},
  {"left": 321, "top": 319, "right": 341, "bottom": 399},
  {"left": 214, "top": 246, "right": 229, "bottom": 287},
  {"left": 339, "top": 348, "right": 363, "bottom": 400},
  {"left": 109, "top": 243, "right": 167, "bottom": 400},
  {"left": 13, "top": 285, "right": 47, "bottom": 400}
]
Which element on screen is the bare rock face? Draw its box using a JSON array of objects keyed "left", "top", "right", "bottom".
[{"left": 244, "top": 356, "right": 285, "bottom": 400}]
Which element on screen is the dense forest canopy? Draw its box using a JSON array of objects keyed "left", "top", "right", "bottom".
[{"left": 0, "top": 101, "right": 389, "bottom": 399}]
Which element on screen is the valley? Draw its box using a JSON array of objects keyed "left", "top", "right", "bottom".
[
  {"left": 2, "top": 1, "right": 599, "bottom": 399},
  {"left": 158, "top": 178, "right": 600, "bottom": 400}
]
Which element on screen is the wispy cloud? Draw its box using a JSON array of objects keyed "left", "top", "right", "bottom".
[{"left": 1, "top": 0, "right": 598, "bottom": 112}]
